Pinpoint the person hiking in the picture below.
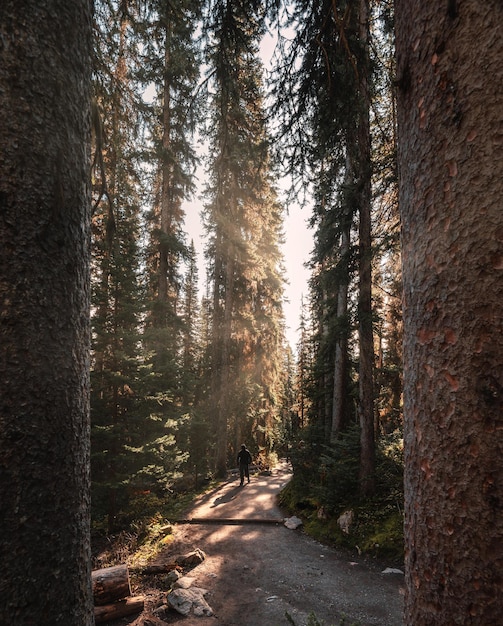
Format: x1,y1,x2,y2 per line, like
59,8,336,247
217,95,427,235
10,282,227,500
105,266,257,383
237,444,252,486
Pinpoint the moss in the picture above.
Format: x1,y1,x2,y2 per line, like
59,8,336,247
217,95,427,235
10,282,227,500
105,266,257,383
359,510,404,559
279,483,404,563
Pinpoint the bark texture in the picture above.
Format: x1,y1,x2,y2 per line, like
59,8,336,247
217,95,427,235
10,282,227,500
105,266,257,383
0,1,93,623
357,0,375,496
395,1,503,623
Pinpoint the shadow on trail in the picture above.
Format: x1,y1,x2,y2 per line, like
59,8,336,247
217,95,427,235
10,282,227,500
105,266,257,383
184,459,292,522
210,485,242,507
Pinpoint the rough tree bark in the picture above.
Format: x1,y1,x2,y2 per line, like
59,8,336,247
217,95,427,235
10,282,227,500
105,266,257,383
330,195,350,442
395,1,503,623
356,0,375,496
0,1,93,623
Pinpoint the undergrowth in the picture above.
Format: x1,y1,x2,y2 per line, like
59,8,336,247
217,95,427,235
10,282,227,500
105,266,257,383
279,428,405,564
91,478,218,568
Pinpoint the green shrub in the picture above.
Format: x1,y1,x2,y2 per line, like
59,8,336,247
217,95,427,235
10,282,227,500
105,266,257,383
279,429,405,560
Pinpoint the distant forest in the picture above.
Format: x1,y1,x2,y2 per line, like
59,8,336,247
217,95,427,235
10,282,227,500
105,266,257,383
90,0,400,532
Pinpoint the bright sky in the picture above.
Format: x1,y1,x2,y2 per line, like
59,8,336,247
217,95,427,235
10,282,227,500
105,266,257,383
279,200,313,348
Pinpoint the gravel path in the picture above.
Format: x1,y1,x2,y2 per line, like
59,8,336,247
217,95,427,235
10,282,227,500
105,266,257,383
156,461,405,626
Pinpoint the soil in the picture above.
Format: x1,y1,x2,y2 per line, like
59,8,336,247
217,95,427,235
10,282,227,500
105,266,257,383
110,461,405,626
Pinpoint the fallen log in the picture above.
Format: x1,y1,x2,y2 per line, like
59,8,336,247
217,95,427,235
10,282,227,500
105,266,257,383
176,517,282,525
94,595,145,624
129,563,178,575
131,550,205,575
92,564,131,605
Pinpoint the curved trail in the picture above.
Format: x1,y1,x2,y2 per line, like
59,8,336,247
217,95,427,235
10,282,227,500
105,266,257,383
181,461,290,523
164,461,404,626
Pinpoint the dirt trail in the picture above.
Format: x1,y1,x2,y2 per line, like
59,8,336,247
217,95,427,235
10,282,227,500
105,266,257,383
148,461,405,626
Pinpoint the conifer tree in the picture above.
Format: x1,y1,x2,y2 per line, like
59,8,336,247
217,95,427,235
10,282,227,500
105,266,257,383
141,0,202,397
355,0,375,496
180,240,201,406
203,0,286,474
91,0,148,530
0,1,94,620
396,1,503,621
134,0,203,485
272,0,376,494
293,298,314,434
370,3,401,436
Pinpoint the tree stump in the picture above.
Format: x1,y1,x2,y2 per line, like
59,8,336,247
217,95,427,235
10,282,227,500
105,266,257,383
92,564,131,606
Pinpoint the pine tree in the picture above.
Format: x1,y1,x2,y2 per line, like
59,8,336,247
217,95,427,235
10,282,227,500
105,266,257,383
272,0,376,494
132,0,203,489
203,0,286,474
396,1,503,621
180,240,201,406
293,297,314,434
91,0,152,530
355,0,375,496
369,3,401,437
141,0,202,392
0,1,94,621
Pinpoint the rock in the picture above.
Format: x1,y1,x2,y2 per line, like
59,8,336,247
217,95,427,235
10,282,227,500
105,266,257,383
284,516,303,530
167,587,213,617
381,567,404,575
337,509,354,534
174,548,206,568
165,569,182,584
173,575,196,589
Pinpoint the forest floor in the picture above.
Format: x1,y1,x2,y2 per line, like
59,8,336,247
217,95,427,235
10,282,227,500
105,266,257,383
107,461,405,626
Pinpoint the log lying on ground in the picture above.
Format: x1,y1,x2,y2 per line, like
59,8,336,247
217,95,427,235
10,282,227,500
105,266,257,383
92,564,131,605
130,549,205,575
129,563,178,575
94,596,145,623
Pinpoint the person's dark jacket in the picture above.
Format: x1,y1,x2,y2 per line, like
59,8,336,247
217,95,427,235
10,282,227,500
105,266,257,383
237,448,252,466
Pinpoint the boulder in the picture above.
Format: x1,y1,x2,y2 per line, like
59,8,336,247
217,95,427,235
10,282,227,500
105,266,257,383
381,567,404,575
173,576,196,589
165,569,182,584
174,548,206,567
337,509,354,534
167,587,213,617
284,516,303,530
317,506,327,520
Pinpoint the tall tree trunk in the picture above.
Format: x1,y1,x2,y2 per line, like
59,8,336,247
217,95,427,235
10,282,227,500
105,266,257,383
159,26,172,308
159,18,179,318
320,284,333,441
211,224,233,478
357,0,375,496
215,251,234,476
0,1,93,623
396,1,503,623
331,149,353,442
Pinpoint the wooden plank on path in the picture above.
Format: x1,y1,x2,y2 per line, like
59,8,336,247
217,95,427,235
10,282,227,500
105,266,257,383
176,517,283,525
